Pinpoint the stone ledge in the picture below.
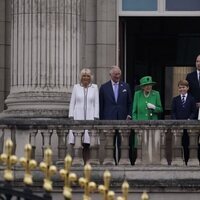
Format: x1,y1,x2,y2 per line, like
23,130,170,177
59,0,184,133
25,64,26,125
0,116,199,129
3,166,200,193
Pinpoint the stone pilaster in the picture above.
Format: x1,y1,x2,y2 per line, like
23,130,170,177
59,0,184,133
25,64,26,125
3,0,82,117
96,0,117,85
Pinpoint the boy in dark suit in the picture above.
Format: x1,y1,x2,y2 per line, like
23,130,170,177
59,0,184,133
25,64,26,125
171,80,197,165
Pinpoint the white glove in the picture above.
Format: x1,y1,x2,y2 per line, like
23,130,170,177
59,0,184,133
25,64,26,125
147,103,156,110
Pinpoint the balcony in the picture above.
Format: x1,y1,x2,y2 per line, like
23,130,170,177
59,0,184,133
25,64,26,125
0,117,200,200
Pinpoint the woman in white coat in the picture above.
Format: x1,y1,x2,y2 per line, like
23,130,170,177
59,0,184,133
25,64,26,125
68,68,99,164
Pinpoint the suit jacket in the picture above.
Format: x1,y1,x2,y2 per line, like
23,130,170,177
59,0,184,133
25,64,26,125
186,71,200,102
171,94,197,120
69,84,99,120
132,90,163,120
99,80,132,120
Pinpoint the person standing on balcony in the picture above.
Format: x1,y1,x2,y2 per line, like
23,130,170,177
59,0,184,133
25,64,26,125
186,54,200,161
99,66,132,165
68,68,99,164
132,76,163,120
171,79,197,165
131,76,163,164
186,54,200,118
186,55,200,116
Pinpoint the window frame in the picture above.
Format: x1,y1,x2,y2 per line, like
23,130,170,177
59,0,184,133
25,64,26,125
118,0,200,16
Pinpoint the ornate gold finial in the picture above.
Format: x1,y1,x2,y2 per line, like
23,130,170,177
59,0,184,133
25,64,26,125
19,144,37,185
141,191,149,200
98,170,115,200
0,138,18,181
117,181,129,200
39,148,57,192
79,163,96,200
59,154,77,200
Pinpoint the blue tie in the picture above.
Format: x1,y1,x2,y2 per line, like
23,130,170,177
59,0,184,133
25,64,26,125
113,83,118,102
181,95,185,107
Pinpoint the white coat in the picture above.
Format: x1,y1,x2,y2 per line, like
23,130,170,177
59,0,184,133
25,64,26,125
68,83,99,144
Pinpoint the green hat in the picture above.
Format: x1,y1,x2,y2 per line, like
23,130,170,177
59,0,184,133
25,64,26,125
139,76,156,87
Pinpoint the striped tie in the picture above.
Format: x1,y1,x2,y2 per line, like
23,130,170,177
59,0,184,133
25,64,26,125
181,95,185,107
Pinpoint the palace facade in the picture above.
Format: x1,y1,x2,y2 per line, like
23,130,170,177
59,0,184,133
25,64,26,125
1,0,200,117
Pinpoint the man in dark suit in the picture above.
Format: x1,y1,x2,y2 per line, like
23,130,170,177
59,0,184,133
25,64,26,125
171,80,197,165
186,54,200,162
99,66,132,164
186,54,200,116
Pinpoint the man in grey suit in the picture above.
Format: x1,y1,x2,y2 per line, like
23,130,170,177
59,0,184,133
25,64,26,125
99,66,132,164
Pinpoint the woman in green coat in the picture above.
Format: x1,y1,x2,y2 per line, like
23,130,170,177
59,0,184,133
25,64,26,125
130,76,163,164
132,76,163,120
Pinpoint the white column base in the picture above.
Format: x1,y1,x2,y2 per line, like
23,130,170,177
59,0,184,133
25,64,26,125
4,91,70,117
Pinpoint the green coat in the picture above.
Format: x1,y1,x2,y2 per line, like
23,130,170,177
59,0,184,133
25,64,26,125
132,90,163,120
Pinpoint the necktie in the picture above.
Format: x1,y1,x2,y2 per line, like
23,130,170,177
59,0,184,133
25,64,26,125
198,72,200,87
181,95,185,107
113,83,118,102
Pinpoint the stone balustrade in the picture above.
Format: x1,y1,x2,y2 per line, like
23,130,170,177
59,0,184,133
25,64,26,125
0,117,199,167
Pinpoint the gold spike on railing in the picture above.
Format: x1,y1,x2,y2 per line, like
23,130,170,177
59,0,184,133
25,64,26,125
0,139,18,181
117,181,129,200
39,147,57,192
141,191,149,200
59,154,77,200
98,170,115,200
79,163,96,200
19,144,37,185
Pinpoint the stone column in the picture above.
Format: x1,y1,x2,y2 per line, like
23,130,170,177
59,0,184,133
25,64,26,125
89,130,100,165
135,129,142,165
188,129,199,166
3,0,82,117
172,129,184,166
103,129,115,165
118,130,130,165
56,128,68,162
72,130,84,166
141,129,161,165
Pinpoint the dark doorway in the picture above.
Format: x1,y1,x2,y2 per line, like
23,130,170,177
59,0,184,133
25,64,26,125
119,17,200,118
